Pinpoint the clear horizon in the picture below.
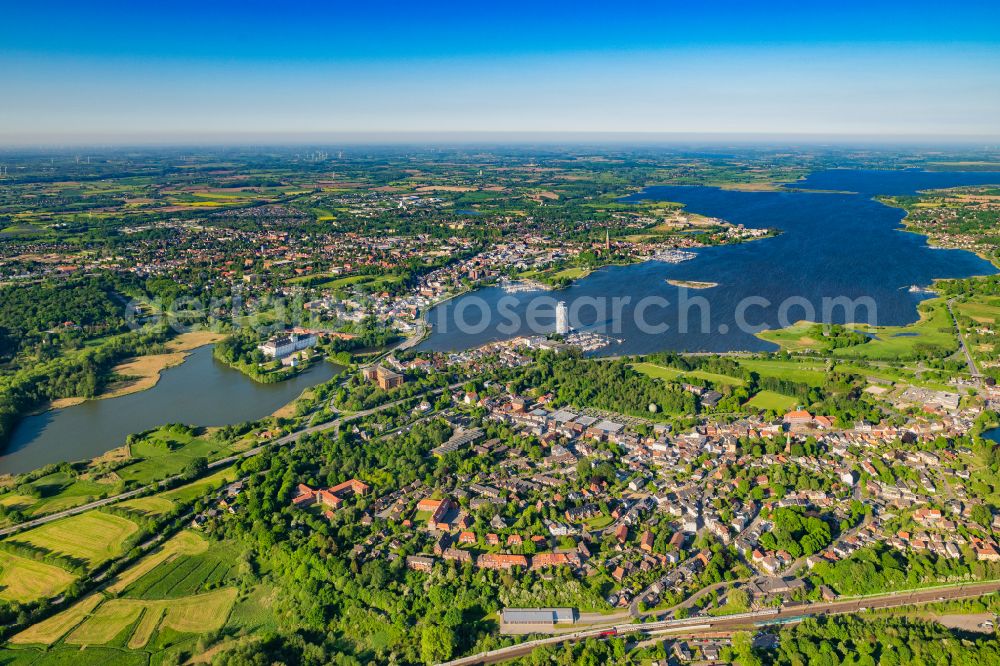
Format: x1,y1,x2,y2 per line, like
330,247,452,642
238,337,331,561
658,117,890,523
2,0,1000,144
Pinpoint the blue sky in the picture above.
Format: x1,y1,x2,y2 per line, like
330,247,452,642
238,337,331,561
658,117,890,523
2,0,999,143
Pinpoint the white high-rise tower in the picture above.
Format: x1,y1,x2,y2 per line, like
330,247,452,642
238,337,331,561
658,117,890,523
555,301,569,335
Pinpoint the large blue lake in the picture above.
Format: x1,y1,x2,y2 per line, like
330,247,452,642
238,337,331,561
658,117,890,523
417,169,1000,355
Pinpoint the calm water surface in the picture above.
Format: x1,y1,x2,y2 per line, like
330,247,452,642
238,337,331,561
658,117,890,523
418,170,1000,355
1,346,338,474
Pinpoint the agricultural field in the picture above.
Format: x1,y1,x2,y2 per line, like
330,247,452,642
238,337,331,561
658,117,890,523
107,531,207,595
116,495,176,518
9,594,103,645
0,551,77,603
123,542,238,600
9,583,237,652
6,511,138,567
955,298,1000,324
63,589,237,648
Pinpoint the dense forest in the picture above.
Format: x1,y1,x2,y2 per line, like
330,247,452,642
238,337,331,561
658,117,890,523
0,277,126,359
511,354,698,417
774,615,1000,665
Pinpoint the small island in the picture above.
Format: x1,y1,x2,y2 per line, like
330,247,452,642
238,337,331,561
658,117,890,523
667,279,718,289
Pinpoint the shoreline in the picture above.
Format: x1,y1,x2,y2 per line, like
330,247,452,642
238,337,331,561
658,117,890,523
37,331,227,415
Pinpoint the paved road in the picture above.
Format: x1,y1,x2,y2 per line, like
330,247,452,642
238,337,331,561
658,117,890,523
441,580,1000,666
947,298,980,379
0,382,460,538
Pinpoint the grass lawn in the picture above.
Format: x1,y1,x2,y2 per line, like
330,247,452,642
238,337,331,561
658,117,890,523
737,358,828,386
549,266,591,281
0,551,78,603
833,300,957,360
685,369,745,386
757,321,821,351
745,390,799,412
115,433,232,486
583,514,614,530
757,299,959,361
8,511,138,567
632,362,743,387
631,362,684,381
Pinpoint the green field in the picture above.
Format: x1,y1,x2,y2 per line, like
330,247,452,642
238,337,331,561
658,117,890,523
226,584,280,634
631,362,684,381
745,390,799,412
65,599,145,645
159,467,236,505
0,551,78,603
737,359,828,386
0,472,120,522
684,369,745,386
10,594,103,645
631,362,743,386
549,266,591,281
108,531,208,594
115,432,231,485
834,301,958,360
955,298,1000,324
8,511,138,566
125,545,237,599
758,299,960,361
117,496,176,517
15,587,238,650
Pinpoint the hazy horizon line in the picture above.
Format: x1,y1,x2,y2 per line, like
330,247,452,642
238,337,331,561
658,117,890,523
3,130,1000,150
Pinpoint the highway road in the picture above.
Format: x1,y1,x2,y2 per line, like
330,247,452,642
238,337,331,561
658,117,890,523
0,382,460,538
440,580,1000,666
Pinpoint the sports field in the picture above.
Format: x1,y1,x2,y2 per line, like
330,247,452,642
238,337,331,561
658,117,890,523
745,390,799,412
7,511,138,566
